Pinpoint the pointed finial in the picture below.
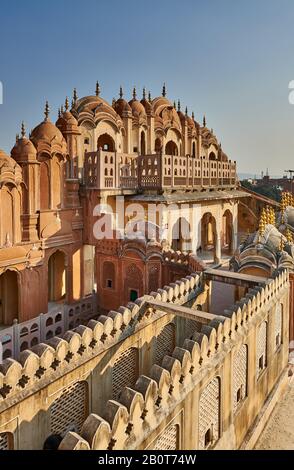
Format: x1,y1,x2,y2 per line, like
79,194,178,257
173,101,176,109
61,104,64,114
16,133,19,142
148,91,151,103
65,96,69,111
203,115,206,127
132,86,137,100
119,86,123,99
95,81,100,96
21,121,26,138
185,106,188,116
177,100,181,112
58,107,61,118
162,83,166,97
44,101,50,121
142,87,146,100
71,99,75,108
73,88,77,104
192,111,195,120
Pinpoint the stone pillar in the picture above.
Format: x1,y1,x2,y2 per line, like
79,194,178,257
215,233,221,264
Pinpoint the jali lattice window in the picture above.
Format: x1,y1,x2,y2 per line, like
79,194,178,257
154,323,176,365
112,347,139,400
152,423,179,450
50,381,88,436
199,377,220,449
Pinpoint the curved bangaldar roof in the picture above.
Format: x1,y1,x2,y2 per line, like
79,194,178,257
0,148,22,185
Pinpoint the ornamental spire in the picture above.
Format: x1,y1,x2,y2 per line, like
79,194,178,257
65,96,69,111
142,87,146,100
177,100,181,112
203,115,206,127
95,81,100,96
148,91,151,103
44,101,50,121
132,86,137,100
185,106,188,116
119,86,123,99
21,121,26,138
73,88,78,104
192,111,195,120
162,83,166,97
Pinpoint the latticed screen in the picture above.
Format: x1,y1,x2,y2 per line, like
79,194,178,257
154,323,175,365
0,433,10,450
152,423,179,450
184,318,201,340
112,347,139,400
275,304,282,350
50,381,88,436
233,344,247,412
199,377,220,449
256,321,267,376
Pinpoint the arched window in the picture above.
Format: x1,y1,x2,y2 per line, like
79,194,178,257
0,270,19,326
103,261,115,289
140,131,146,155
40,161,50,210
192,142,196,157
48,251,67,304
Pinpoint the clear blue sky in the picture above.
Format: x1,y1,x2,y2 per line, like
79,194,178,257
0,0,294,175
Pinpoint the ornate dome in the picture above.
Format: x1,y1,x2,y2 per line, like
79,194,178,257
11,135,37,162
56,103,79,134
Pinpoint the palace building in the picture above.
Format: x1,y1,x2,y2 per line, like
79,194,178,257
0,83,291,450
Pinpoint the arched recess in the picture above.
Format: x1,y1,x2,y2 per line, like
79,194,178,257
222,209,233,254
155,137,162,153
201,212,217,259
0,270,19,326
209,151,217,161
140,130,146,155
97,133,115,151
165,140,178,156
192,141,196,157
40,161,50,210
124,263,143,302
171,217,191,252
48,250,67,304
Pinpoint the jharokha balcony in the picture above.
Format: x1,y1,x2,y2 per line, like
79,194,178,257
84,149,237,193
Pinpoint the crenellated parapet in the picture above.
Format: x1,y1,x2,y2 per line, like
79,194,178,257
0,271,204,405
58,269,289,450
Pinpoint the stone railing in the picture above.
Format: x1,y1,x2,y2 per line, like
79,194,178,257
0,295,97,361
58,270,288,450
163,249,206,272
0,272,204,404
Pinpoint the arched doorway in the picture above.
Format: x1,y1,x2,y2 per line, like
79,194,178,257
0,270,19,326
201,213,217,261
171,217,191,252
140,131,146,155
97,133,115,151
48,251,67,305
165,140,178,156
222,210,233,255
